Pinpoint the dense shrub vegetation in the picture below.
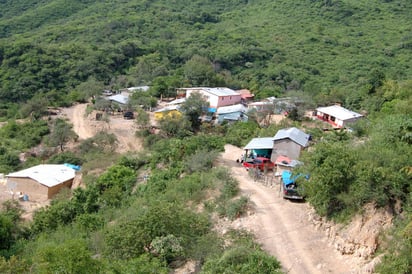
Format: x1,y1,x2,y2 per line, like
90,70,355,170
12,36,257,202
0,0,411,111
0,0,411,272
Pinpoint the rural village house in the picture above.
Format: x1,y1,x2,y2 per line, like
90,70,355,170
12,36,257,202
178,87,242,113
271,127,310,161
316,105,363,128
242,137,274,162
6,164,76,201
236,89,254,104
216,104,248,124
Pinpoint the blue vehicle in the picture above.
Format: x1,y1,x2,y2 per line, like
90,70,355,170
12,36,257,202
281,170,308,200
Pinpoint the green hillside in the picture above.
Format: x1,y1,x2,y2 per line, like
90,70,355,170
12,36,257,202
0,1,411,273
0,0,411,107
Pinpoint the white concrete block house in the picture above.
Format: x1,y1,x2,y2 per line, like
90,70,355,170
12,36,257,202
316,105,363,128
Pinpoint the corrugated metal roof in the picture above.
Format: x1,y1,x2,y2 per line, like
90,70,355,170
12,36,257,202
273,127,310,147
204,87,239,96
167,98,186,105
275,155,303,167
127,86,150,92
154,105,180,113
244,137,274,150
216,104,246,114
107,94,129,105
316,105,362,121
6,164,76,187
182,87,239,97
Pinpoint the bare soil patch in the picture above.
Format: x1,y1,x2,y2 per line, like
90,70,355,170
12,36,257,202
60,103,142,153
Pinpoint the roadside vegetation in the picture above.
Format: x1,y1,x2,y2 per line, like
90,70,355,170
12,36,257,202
0,0,411,272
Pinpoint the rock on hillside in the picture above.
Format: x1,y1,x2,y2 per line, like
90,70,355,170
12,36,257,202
308,203,393,272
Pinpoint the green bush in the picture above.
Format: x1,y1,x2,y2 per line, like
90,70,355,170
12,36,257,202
201,246,282,274
225,196,250,220
104,203,210,260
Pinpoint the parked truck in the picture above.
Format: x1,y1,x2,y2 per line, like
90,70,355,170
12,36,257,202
242,157,275,171
281,170,308,200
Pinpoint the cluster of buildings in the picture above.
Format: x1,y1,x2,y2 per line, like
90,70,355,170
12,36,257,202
1,86,364,203
154,87,364,129
242,127,310,176
103,85,364,129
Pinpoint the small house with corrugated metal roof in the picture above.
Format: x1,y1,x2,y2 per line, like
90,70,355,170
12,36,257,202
271,127,310,161
216,104,248,124
242,137,274,162
316,105,363,128
6,164,76,201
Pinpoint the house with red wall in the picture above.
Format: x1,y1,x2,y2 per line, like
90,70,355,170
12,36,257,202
316,105,363,128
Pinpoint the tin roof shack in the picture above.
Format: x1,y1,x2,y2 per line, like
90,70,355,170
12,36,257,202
271,127,310,161
6,164,76,201
216,104,248,124
242,137,274,162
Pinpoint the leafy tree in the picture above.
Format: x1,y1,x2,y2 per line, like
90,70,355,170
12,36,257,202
134,107,150,129
73,76,105,102
0,148,20,174
19,96,49,120
183,55,217,86
158,113,192,138
31,239,101,274
300,142,357,217
104,203,209,260
224,121,259,147
150,75,183,99
179,92,209,131
0,215,13,251
47,118,78,151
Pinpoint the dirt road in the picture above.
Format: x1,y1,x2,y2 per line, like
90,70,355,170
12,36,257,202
63,104,359,273
62,104,142,153
62,103,94,140
219,145,358,274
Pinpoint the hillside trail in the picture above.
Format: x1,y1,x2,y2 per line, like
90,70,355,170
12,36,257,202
61,103,142,153
63,104,360,273
218,145,361,274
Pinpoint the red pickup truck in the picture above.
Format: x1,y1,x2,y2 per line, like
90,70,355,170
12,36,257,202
242,157,275,171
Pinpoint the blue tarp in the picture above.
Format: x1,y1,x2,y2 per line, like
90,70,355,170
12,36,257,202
64,163,81,171
281,170,309,186
281,170,295,186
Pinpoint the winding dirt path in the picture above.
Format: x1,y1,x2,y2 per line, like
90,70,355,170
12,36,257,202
62,103,142,153
62,103,94,140
219,145,358,274
63,104,359,273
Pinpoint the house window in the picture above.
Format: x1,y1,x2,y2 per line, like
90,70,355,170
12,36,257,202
221,97,224,101
230,96,232,100
330,116,336,122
